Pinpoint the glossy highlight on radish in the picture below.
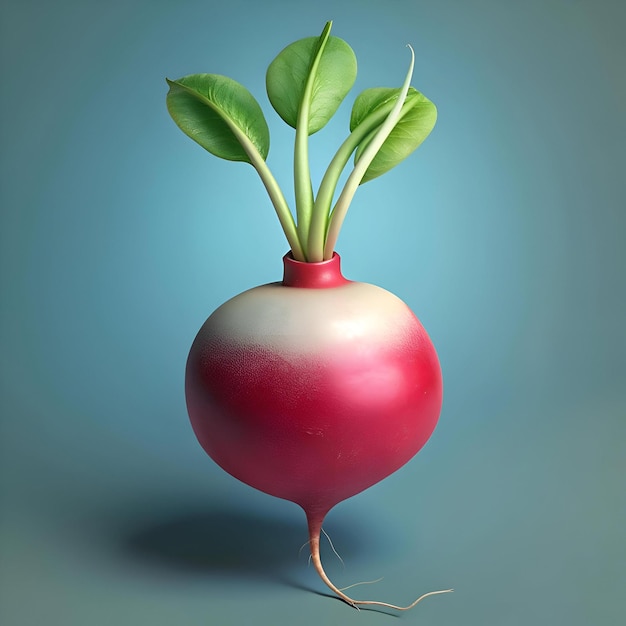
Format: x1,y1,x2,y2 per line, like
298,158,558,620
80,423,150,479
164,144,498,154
185,254,451,609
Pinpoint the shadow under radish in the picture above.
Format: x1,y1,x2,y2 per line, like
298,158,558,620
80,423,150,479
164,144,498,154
112,501,393,590
120,506,308,580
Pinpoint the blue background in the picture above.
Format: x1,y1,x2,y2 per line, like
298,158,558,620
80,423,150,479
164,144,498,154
1,1,624,624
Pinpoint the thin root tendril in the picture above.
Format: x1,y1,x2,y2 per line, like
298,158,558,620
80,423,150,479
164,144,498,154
309,528,453,611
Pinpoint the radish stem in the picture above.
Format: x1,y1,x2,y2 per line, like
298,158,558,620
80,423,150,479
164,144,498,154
226,120,305,259
294,21,332,257
306,512,453,611
307,94,420,261
323,45,416,259
248,154,306,260
307,103,393,262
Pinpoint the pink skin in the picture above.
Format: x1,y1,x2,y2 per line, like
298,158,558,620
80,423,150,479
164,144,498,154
185,253,447,609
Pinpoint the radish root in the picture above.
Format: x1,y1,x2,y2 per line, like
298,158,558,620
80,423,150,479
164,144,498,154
307,517,453,611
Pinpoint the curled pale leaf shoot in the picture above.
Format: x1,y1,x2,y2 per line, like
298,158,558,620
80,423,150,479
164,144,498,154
323,45,416,259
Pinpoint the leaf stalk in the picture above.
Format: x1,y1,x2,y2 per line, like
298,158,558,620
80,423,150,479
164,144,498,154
307,93,419,261
294,21,333,259
323,45,416,259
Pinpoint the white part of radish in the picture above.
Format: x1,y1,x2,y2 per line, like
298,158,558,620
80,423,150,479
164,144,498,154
202,281,418,356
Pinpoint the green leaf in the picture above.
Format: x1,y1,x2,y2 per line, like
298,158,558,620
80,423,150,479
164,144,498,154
351,87,437,183
166,74,270,163
266,31,357,134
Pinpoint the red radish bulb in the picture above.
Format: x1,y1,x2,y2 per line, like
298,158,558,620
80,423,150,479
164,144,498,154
185,253,450,609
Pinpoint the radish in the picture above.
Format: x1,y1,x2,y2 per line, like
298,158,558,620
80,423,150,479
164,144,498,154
166,21,451,610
